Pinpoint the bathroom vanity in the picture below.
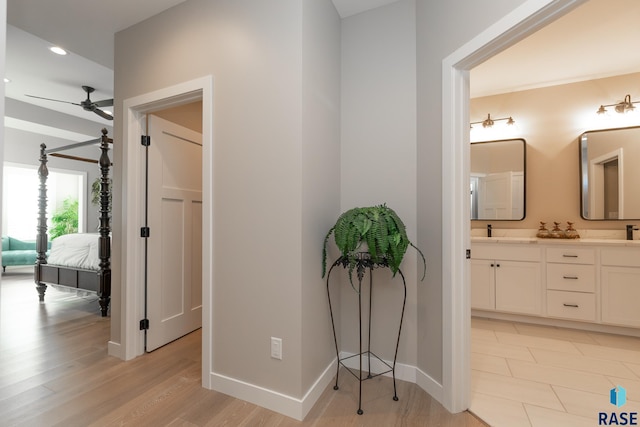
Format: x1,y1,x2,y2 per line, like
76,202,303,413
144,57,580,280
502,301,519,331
471,237,640,334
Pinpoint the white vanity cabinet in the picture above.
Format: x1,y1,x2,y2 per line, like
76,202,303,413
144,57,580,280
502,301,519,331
471,244,542,315
545,247,596,322
601,247,640,328
471,238,640,333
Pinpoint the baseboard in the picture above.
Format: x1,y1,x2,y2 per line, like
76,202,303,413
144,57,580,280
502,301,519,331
208,355,445,420
209,358,337,421
415,366,444,403
472,310,640,337
107,340,122,359
338,352,444,406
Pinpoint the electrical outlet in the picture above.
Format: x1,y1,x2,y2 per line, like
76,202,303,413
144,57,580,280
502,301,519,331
271,337,282,360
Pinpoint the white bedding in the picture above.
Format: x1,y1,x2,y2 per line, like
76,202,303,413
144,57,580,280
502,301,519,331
47,233,102,271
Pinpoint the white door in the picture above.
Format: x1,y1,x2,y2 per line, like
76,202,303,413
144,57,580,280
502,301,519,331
478,172,512,219
146,114,203,351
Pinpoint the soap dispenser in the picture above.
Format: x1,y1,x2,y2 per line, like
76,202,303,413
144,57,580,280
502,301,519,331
565,222,580,239
536,222,549,238
550,222,565,239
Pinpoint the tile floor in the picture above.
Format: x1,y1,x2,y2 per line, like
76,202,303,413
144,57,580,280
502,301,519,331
470,317,640,427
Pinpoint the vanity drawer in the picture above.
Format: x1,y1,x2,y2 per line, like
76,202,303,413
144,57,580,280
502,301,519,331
546,264,595,292
472,244,541,262
546,247,595,265
546,290,596,322
601,248,640,267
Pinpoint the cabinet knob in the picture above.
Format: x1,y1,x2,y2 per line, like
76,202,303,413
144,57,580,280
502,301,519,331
562,254,578,258
563,303,579,308
563,276,579,280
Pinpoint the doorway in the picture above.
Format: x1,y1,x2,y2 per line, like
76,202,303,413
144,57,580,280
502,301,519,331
589,150,624,220
120,76,214,388
440,0,588,413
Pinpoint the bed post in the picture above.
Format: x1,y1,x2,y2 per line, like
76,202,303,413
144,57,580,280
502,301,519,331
34,144,49,301
98,128,112,317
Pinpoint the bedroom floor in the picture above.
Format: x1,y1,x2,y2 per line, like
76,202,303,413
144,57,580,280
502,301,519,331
470,317,640,427
0,268,486,426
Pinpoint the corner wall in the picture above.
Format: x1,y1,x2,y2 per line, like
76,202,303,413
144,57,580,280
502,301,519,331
340,0,418,369
114,0,340,419
301,0,341,396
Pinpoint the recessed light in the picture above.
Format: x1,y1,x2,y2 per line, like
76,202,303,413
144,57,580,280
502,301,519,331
4,78,10,83
49,46,68,56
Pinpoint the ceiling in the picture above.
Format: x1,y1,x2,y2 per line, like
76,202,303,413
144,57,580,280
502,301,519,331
4,0,639,140
470,0,640,98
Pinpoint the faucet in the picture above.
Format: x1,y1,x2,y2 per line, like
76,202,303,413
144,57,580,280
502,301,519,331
487,224,492,238
627,224,638,240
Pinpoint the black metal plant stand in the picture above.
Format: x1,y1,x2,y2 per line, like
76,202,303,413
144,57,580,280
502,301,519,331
325,252,407,415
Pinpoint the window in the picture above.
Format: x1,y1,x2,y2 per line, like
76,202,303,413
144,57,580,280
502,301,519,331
2,163,87,240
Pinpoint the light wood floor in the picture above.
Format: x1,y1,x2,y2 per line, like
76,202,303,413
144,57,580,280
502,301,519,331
0,268,485,427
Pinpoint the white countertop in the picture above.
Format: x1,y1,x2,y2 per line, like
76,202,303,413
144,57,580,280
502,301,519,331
471,236,640,246
470,228,640,246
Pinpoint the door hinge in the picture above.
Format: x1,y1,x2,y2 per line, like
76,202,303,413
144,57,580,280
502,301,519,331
139,318,150,330
140,227,150,238
141,135,151,146
466,249,471,259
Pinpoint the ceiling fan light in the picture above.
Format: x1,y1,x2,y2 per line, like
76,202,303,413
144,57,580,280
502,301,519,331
49,46,68,56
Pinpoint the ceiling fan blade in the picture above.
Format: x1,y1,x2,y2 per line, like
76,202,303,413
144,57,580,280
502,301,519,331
93,108,113,120
93,98,114,108
25,94,81,106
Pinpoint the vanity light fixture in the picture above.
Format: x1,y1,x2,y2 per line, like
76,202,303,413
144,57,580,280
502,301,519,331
470,113,515,128
597,94,638,115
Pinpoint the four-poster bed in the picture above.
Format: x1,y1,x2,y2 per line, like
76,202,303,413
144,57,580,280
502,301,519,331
34,128,112,317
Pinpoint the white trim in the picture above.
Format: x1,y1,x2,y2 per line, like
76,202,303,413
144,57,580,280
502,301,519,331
472,310,640,338
118,76,214,391
210,358,337,421
440,0,588,414
209,356,433,421
107,340,122,359
416,367,444,403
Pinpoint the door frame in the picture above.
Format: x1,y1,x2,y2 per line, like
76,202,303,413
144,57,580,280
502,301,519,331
440,0,587,412
119,76,214,388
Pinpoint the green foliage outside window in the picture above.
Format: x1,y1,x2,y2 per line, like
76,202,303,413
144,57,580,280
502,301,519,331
50,197,79,239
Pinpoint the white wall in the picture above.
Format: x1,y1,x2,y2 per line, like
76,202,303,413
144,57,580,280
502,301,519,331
340,0,418,368
114,0,341,414
416,0,527,386
301,0,341,394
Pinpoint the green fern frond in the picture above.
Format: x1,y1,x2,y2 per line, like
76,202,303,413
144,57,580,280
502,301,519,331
321,225,335,278
321,204,427,289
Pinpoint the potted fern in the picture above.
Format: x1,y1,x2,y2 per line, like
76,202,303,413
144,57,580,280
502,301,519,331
322,204,426,285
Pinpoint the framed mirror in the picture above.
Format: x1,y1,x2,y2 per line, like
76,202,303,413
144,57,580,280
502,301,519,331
471,138,526,220
580,126,640,220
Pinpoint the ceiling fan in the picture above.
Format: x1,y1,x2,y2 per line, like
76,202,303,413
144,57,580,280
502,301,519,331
25,85,114,120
